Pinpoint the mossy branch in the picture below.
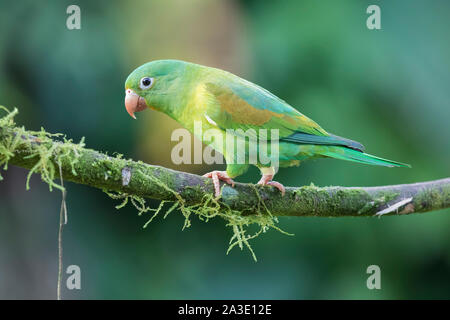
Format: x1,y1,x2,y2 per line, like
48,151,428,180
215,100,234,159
1,107,449,218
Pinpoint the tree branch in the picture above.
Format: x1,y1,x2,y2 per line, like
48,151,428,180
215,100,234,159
1,117,449,217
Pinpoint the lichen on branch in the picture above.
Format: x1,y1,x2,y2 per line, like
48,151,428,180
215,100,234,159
1,107,449,260
0,107,84,190
0,107,286,260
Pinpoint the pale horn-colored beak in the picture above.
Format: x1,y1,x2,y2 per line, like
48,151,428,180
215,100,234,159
125,89,148,119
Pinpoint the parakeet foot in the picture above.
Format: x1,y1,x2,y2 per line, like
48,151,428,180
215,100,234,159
257,174,286,196
203,171,235,198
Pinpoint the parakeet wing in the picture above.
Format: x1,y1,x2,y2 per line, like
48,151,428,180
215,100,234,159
203,80,364,151
203,81,327,138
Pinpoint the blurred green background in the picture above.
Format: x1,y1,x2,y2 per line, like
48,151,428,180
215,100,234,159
0,0,449,299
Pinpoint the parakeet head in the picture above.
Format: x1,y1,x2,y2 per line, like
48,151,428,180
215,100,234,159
124,60,188,119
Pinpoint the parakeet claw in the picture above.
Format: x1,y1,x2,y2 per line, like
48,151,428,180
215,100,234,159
257,174,286,196
203,171,235,198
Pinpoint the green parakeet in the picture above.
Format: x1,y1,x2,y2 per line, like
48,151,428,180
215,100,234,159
125,60,410,197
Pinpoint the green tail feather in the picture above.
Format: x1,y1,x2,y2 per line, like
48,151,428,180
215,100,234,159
323,147,411,168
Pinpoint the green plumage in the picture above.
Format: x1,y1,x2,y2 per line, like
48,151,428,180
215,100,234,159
125,60,410,182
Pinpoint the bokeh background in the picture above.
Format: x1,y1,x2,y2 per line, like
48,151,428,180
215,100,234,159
0,0,449,299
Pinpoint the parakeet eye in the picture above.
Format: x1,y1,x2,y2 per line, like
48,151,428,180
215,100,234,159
139,77,154,90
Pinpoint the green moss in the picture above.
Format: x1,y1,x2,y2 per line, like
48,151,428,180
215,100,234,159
292,185,370,216
414,185,450,211
375,190,400,203
106,173,291,262
291,185,381,216
356,190,400,216
292,185,327,215
0,107,84,190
